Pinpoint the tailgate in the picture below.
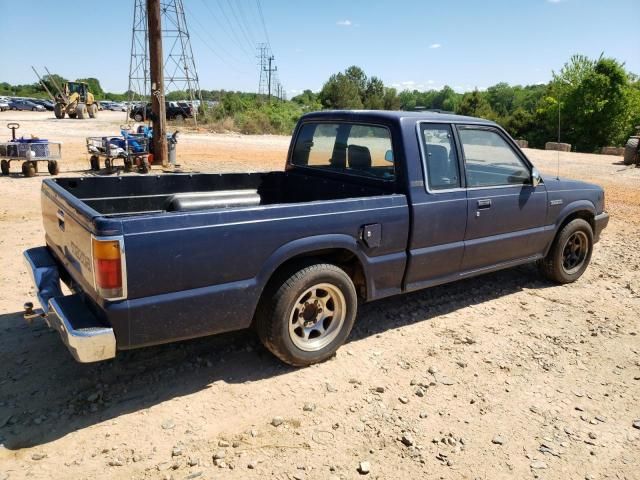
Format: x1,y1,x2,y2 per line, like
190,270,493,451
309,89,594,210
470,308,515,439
41,181,99,294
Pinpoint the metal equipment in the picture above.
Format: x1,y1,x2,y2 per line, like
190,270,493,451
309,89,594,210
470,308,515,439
0,123,62,177
32,66,99,120
86,125,150,173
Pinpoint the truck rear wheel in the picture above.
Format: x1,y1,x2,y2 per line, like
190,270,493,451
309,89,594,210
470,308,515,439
540,218,593,284
88,103,98,119
256,262,358,367
1,159,9,175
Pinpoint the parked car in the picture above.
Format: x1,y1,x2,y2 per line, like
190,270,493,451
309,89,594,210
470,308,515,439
129,101,193,122
30,99,55,111
9,99,45,111
0,100,9,112
24,110,609,365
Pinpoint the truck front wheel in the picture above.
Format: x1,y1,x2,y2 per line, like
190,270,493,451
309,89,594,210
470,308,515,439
540,218,593,284
257,263,358,367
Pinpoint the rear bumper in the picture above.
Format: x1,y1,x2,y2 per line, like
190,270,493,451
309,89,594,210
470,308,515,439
23,247,116,363
594,212,609,242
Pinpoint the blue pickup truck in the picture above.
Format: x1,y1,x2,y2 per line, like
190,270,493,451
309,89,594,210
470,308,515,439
24,111,609,366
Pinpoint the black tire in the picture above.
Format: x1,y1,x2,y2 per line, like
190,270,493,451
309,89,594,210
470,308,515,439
134,113,143,122
32,107,37,112
139,161,149,174
76,104,88,120
68,111,77,119
47,160,59,175
540,218,594,284
22,161,36,178
623,137,639,166
104,158,113,172
88,103,98,119
1,159,9,175
90,155,100,171
54,104,65,119
256,262,358,367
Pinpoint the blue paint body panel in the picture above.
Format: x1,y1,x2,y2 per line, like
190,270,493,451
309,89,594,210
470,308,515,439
32,111,609,352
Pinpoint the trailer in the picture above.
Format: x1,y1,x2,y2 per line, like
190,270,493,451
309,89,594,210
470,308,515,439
86,126,150,174
0,123,62,177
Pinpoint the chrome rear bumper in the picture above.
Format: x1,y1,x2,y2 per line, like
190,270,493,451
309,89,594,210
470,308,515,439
23,247,116,363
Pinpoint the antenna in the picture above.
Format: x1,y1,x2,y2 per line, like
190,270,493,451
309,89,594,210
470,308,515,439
556,98,561,180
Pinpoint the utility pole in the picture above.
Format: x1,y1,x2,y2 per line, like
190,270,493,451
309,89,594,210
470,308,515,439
147,0,167,166
264,55,277,102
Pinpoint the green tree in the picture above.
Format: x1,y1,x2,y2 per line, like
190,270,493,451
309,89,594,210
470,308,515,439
456,89,496,119
383,87,401,110
344,66,368,98
542,54,636,151
486,82,515,117
364,76,385,109
319,72,364,109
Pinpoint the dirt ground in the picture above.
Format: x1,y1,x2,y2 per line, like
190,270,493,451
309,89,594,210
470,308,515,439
0,110,639,480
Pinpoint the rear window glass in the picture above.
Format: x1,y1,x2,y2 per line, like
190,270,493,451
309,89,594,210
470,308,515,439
290,122,395,180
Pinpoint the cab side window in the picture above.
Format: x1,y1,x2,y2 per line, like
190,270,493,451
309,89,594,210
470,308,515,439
420,124,460,190
458,128,530,187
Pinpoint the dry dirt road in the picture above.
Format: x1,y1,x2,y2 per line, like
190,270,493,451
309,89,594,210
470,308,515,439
0,111,639,480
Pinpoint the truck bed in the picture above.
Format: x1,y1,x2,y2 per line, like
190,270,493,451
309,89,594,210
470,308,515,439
41,171,409,350
52,171,396,216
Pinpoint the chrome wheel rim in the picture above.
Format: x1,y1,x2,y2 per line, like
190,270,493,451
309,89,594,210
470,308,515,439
288,283,346,352
562,231,588,274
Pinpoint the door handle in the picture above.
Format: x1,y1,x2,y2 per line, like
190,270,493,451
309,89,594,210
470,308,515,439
477,199,492,209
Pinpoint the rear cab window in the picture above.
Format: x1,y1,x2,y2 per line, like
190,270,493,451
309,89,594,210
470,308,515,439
290,122,395,180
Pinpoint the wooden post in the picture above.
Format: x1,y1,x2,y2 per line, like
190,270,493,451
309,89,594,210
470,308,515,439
147,0,167,166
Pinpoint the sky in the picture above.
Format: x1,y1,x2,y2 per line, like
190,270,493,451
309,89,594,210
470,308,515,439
1,0,638,96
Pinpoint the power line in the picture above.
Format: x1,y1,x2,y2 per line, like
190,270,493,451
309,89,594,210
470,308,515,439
199,0,255,59
210,0,255,56
234,0,259,46
184,3,253,72
223,0,257,53
255,0,271,47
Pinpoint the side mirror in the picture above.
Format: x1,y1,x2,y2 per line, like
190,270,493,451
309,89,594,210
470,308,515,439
384,150,394,163
531,168,542,187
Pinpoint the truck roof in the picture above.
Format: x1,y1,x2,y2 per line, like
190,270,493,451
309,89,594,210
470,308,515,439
301,109,497,126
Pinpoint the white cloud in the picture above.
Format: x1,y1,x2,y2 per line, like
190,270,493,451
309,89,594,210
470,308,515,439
427,79,435,84
401,80,416,86
336,20,352,26
429,43,441,49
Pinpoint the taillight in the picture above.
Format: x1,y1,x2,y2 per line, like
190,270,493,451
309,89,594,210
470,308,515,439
92,237,125,299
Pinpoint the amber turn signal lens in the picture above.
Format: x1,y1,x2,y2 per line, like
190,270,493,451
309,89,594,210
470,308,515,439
92,238,123,297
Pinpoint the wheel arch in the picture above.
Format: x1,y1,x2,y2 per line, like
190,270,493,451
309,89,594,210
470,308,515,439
545,202,596,256
255,235,370,307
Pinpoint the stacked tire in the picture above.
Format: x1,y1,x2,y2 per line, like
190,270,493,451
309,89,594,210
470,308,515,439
623,136,639,166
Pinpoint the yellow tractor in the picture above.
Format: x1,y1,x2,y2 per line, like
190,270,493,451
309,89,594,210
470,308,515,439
32,67,98,119
53,81,98,119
